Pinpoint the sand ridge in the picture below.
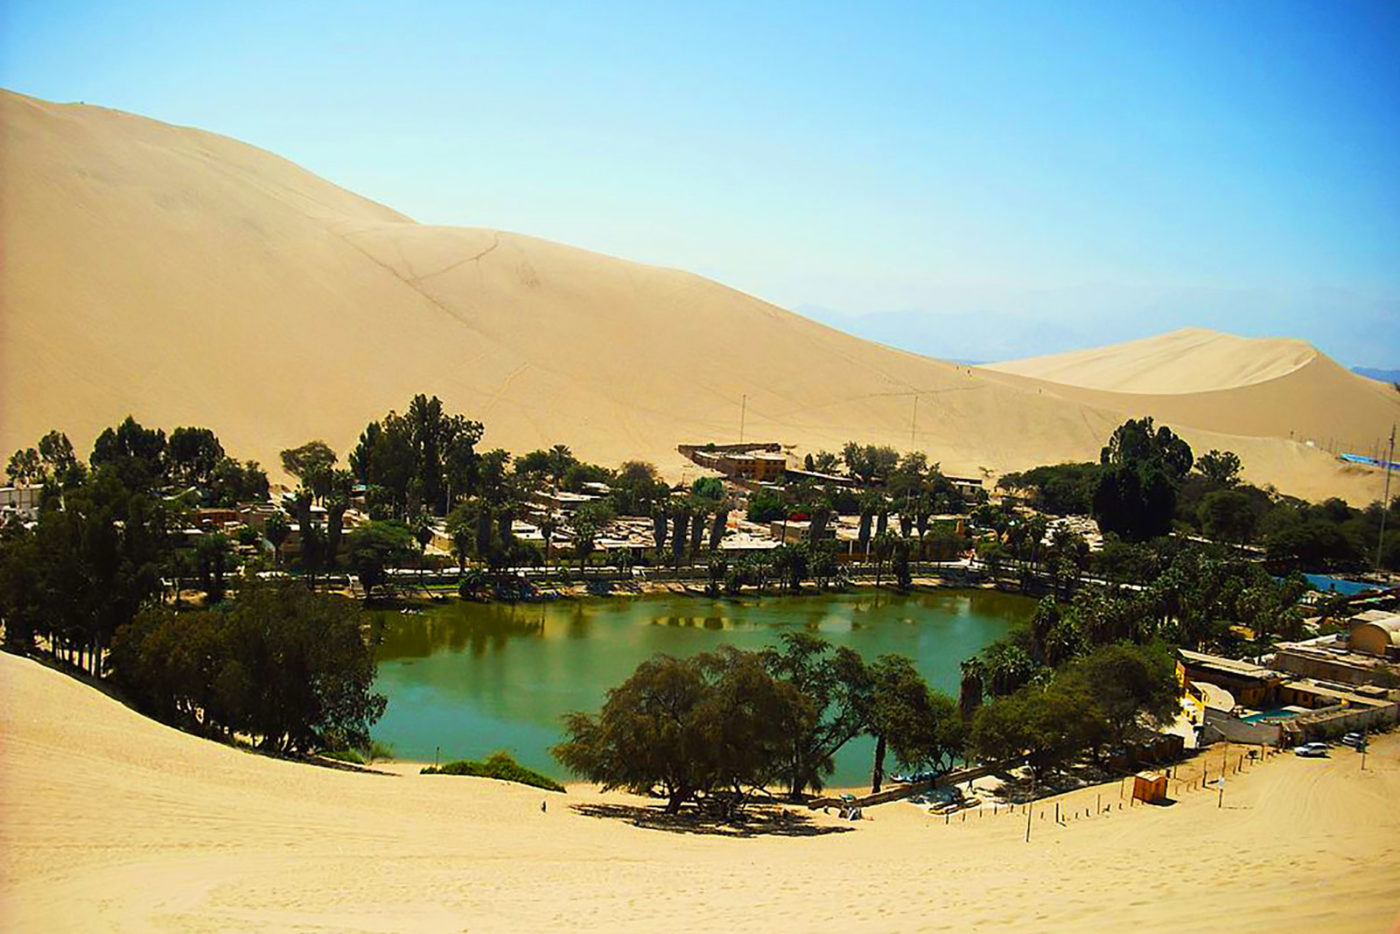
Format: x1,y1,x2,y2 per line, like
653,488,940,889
2,89,1398,505
2,651,1399,932
980,328,1320,394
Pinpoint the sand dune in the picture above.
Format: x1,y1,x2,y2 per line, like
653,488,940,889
977,334,1400,497
982,328,1319,394
3,651,1399,932
2,89,1396,504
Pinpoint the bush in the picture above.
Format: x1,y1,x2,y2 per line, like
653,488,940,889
421,751,566,792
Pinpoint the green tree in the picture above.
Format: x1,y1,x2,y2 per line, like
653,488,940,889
6,447,41,486
860,655,960,793
343,521,416,596
195,533,234,603
90,416,168,490
264,514,290,567
1200,489,1259,546
168,427,226,487
1063,643,1178,747
762,633,871,797
280,440,338,502
552,649,808,814
746,488,786,523
1093,417,1193,542
1195,449,1242,487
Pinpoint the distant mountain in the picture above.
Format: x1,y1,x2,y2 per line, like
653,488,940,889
1354,367,1400,384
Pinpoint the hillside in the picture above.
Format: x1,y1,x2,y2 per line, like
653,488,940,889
1,90,1394,503
979,330,1400,472
981,328,1317,394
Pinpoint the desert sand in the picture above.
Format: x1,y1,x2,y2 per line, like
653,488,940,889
2,652,1398,933
981,328,1320,394
3,89,1398,505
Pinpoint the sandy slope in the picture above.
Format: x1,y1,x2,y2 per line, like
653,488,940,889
2,652,1398,933
981,328,1319,394
980,329,1400,465
2,89,1396,503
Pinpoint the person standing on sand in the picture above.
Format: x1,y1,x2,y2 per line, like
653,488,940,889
541,799,547,813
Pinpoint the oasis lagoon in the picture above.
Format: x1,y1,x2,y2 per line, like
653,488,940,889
372,589,1034,788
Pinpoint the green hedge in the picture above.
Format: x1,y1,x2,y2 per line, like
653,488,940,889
421,751,565,792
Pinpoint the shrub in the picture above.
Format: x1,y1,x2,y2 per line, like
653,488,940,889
421,751,566,792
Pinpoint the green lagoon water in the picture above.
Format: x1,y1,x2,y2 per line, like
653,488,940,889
372,589,1034,788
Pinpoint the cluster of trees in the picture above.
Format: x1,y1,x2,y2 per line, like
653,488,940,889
0,419,269,668
996,419,1396,572
964,547,1308,717
553,633,962,813
968,643,1178,772
7,421,268,507
0,464,170,668
749,449,976,571
996,462,1101,516
1092,418,1194,542
2,419,385,760
555,625,1188,815
109,581,385,753
347,395,484,517
1176,464,1397,571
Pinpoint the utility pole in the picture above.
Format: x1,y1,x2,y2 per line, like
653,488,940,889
910,394,919,448
1377,424,1395,575
738,394,747,444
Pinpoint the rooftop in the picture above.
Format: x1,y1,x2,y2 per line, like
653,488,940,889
1178,648,1279,681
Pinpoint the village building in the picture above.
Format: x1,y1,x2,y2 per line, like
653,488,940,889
0,484,43,522
678,443,787,482
1271,614,1400,689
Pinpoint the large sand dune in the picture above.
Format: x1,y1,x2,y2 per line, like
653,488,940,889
2,90,1396,503
982,328,1319,394
3,651,1398,932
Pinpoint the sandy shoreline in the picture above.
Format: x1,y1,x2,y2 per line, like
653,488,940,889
3,651,1398,933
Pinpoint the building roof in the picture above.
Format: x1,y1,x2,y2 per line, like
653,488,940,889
1178,648,1279,682
1281,678,1391,708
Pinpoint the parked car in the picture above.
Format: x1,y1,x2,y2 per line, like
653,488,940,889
1294,742,1330,757
1340,732,1366,749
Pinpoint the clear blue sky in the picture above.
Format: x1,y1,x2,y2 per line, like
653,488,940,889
4,0,1397,366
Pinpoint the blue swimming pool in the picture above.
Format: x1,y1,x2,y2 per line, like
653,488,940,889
1301,574,1376,597
1242,709,1300,724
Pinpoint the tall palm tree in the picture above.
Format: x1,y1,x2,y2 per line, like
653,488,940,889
539,514,558,577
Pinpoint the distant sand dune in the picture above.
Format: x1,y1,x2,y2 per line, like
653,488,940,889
3,89,1398,504
981,328,1318,394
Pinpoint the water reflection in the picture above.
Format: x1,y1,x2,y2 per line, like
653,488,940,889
371,589,1034,785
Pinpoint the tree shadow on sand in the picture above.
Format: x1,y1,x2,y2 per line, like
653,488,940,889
571,802,855,838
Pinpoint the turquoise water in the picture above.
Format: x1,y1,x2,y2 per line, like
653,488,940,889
371,589,1034,788
1242,709,1300,724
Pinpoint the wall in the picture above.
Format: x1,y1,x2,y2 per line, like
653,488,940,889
1286,702,1400,741
1202,710,1283,746
1272,649,1400,689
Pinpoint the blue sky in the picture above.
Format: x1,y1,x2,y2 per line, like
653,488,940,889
3,1,1397,366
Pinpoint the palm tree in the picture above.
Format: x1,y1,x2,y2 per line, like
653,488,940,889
872,530,898,588
445,504,474,576
539,514,558,577
265,514,290,568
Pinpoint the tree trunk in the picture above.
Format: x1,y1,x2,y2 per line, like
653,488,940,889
871,733,887,794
